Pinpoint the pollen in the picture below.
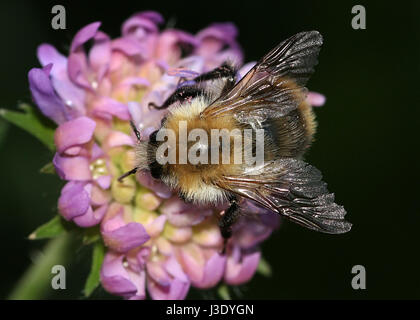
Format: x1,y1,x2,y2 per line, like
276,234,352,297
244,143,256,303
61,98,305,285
90,158,108,179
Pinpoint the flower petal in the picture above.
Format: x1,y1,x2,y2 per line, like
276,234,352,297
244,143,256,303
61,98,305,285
136,171,172,199
54,116,96,154
73,203,108,227
70,22,102,53
101,252,146,299
147,260,171,287
53,153,92,181
224,247,261,285
307,91,326,107
193,252,226,288
147,257,190,300
89,31,111,82
37,44,86,116
103,131,134,149
92,97,131,120
122,11,163,36
160,196,212,227
102,214,150,252
58,181,90,220
28,65,69,124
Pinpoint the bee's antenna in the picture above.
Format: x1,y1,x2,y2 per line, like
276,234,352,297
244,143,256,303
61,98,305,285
118,167,138,182
130,120,141,141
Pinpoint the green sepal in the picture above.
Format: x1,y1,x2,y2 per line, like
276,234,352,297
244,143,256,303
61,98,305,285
29,215,73,240
0,103,55,151
256,256,272,277
217,284,231,300
40,162,56,174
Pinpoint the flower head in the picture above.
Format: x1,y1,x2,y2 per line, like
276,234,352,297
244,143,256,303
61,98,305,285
29,11,323,299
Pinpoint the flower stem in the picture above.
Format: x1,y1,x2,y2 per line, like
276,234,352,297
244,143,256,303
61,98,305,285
8,233,75,300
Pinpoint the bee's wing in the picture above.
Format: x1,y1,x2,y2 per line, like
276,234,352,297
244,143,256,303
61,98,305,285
218,159,351,234
201,31,322,120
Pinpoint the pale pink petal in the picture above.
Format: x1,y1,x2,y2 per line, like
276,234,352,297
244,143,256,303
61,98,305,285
54,116,96,154
224,247,261,285
307,91,326,106
53,153,92,181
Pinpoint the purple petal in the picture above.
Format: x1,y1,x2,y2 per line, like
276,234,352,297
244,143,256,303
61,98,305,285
178,243,205,284
101,252,146,299
67,22,101,90
156,30,198,63
237,61,256,80
195,23,243,69
104,131,134,148
193,252,226,289
196,23,238,54
224,247,261,285
89,31,111,83
147,261,171,287
91,97,130,120
28,65,69,124
111,37,146,58
37,44,86,116
233,210,279,249
73,203,107,227
136,171,172,199
307,91,326,107
102,215,150,252
67,51,91,90
58,181,90,220
147,257,190,300
147,277,190,300
197,23,238,42
95,175,112,189
160,196,212,227
54,116,96,154
53,153,91,181
70,22,101,53
122,11,162,37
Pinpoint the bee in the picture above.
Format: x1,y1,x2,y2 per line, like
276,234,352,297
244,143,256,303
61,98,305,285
119,31,352,248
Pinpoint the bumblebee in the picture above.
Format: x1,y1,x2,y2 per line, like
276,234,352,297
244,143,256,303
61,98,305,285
119,31,351,246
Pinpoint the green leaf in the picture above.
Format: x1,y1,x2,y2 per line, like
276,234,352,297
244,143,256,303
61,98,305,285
84,241,105,297
29,215,72,240
0,103,55,151
257,256,272,277
217,284,231,300
40,161,56,174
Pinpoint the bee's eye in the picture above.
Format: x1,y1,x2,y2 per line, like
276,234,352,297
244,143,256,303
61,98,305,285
149,161,163,179
149,130,159,145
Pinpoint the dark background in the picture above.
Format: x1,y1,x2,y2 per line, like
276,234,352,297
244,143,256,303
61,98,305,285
0,0,419,299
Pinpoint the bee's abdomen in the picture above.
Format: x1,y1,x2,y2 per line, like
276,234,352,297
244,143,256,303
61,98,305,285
264,102,316,158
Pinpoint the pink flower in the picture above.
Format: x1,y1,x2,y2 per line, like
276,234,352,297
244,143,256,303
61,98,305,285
28,11,323,300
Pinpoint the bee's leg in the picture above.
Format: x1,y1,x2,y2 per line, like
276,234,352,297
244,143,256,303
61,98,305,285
193,62,236,83
219,196,241,254
118,167,138,182
129,120,141,141
148,86,204,110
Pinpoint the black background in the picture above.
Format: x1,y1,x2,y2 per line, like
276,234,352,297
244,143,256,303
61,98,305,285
0,0,419,299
